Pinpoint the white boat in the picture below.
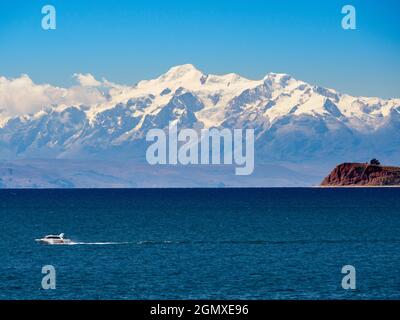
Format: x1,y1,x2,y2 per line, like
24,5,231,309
35,233,72,245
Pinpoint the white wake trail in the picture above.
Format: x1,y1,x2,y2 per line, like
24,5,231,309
68,241,133,245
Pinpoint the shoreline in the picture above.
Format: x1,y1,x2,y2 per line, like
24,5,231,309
0,186,400,190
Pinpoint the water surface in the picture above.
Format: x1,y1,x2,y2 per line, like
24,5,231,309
1,188,399,299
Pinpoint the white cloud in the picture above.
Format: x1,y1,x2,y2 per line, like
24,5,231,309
0,74,114,123
73,73,102,87
0,74,63,117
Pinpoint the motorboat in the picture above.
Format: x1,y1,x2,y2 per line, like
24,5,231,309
35,233,72,245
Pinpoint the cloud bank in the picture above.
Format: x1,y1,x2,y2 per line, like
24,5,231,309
73,73,102,87
0,73,119,122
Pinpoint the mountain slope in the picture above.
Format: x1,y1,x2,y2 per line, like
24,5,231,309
0,64,399,169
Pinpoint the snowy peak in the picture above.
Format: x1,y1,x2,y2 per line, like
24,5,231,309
263,72,303,91
205,72,260,89
161,64,204,81
1,64,400,163
159,64,254,87
264,72,293,83
138,64,260,92
136,64,205,93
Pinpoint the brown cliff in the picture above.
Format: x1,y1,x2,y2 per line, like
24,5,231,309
321,163,400,186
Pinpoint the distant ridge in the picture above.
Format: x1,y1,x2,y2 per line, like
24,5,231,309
1,64,400,162
1,64,400,187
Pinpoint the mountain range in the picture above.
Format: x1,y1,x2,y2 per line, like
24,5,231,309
0,64,399,187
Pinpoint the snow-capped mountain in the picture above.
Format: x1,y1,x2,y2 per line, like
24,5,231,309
1,64,399,164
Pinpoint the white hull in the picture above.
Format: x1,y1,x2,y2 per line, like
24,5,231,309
35,233,72,245
36,239,72,245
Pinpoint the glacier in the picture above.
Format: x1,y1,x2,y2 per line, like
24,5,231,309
0,64,399,187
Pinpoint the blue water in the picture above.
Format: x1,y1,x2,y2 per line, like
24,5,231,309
0,188,399,300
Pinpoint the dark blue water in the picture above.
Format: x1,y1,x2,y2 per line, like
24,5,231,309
1,188,399,300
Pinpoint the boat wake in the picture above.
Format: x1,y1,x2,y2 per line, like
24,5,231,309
57,240,186,246
67,241,133,245
47,239,283,246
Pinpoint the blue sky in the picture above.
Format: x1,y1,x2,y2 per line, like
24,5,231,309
0,0,399,98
